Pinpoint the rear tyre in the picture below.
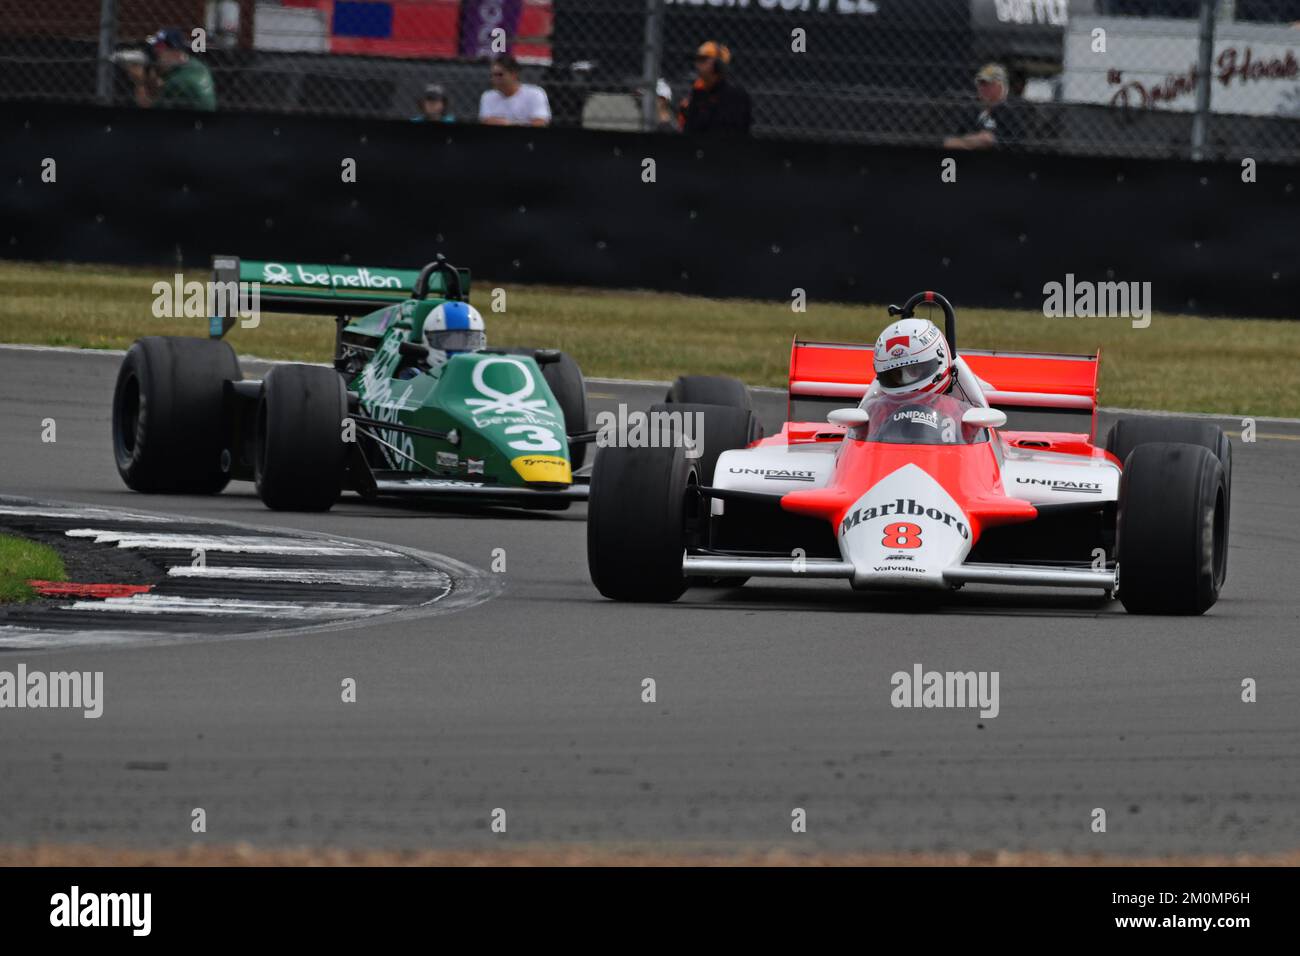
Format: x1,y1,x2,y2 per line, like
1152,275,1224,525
588,440,696,602
650,401,758,485
666,375,763,445
1117,442,1227,615
112,336,240,494
254,364,348,512
540,351,589,471
666,374,752,411
1106,416,1231,490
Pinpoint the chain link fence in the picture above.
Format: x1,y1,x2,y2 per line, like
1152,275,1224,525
2,0,1298,159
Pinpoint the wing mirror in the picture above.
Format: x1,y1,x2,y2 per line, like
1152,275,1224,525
962,406,1008,429
827,407,871,427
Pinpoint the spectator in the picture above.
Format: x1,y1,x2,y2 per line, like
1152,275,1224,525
127,27,216,112
943,62,1022,151
679,41,752,135
478,55,550,127
413,83,455,123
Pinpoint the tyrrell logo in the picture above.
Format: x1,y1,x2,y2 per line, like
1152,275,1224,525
840,498,970,539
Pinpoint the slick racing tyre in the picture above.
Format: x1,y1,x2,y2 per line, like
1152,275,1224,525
588,438,698,603
254,364,349,512
1106,415,1232,576
112,336,241,494
1117,442,1227,615
665,375,764,445
647,401,757,588
540,351,589,471
648,401,760,485
666,375,752,411
1106,416,1231,492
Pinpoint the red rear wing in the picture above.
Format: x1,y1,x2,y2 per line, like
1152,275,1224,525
788,340,1099,412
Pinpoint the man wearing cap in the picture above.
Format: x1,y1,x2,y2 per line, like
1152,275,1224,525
679,41,752,135
943,63,1021,150
127,28,216,112
413,84,455,123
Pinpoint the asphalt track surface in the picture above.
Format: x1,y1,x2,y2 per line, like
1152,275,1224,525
0,346,1297,857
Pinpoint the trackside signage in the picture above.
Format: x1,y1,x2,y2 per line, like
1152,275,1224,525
1063,16,1300,116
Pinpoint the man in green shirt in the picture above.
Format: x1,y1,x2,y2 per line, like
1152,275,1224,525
128,28,216,112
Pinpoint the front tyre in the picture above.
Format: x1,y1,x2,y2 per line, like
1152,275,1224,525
1117,442,1227,615
112,336,241,494
587,440,698,602
254,364,349,512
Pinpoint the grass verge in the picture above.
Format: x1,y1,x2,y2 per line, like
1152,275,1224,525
2,260,1297,417
0,533,67,603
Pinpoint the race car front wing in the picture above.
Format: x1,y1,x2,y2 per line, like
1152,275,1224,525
682,554,1117,591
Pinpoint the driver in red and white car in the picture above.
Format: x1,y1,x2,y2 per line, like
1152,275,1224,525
863,317,988,444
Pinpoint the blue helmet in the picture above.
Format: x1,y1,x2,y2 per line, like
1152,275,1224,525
422,301,486,360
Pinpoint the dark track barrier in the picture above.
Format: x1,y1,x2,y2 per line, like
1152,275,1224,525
2,101,1296,318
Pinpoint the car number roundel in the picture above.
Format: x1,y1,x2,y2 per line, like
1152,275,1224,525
464,356,560,452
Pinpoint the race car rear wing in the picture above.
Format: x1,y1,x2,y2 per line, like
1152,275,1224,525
206,254,472,337
788,339,1100,415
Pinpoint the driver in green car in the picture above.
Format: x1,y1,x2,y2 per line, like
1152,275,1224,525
398,301,488,379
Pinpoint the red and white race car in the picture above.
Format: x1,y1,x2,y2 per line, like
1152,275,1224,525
587,292,1231,615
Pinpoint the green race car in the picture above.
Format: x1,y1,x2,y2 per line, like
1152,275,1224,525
111,255,593,511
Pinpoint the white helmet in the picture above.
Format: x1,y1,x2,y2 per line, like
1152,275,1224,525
422,301,486,363
872,318,953,396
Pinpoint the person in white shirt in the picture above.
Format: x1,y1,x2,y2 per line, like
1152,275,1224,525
478,55,550,127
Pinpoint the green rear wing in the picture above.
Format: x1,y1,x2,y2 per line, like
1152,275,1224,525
208,254,471,337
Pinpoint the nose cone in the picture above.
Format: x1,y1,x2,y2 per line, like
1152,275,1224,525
511,454,572,485
837,464,973,589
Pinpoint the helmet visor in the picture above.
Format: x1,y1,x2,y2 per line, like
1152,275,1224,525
426,329,486,353
877,357,942,390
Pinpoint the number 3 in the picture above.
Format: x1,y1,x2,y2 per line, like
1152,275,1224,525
505,425,560,452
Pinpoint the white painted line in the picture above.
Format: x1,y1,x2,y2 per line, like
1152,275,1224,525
1100,406,1300,425
0,343,128,357
0,626,160,649
167,566,447,588
0,505,167,523
589,376,786,396
0,342,328,369
4,343,1296,422
67,595,403,618
65,530,395,556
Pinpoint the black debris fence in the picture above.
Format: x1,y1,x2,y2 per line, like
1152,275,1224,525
3,99,1297,319
0,1,1298,160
